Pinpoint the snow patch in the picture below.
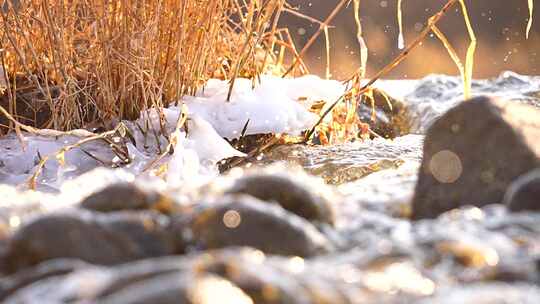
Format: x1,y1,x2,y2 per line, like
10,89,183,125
184,75,341,139
0,75,342,191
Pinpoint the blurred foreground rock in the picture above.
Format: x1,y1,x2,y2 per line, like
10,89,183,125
412,96,540,219
80,182,176,214
357,88,411,139
0,248,417,304
189,195,333,257
2,211,182,274
226,174,336,225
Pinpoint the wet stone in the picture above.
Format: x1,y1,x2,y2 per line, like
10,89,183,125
226,173,336,225
412,96,540,219
194,248,315,304
504,169,540,212
75,248,296,303
0,248,362,304
188,195,333,257
0,259,89,301
80,182,176,214
357,88,411,139
98,272,252,304
410,205,540,285
2,262,253,304
2,211,182,274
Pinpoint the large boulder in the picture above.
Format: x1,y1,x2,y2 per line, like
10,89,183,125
504,169,540,212
412,96,540,219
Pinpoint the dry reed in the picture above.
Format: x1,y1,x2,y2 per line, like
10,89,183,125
0,0,535,140
0,0,288,131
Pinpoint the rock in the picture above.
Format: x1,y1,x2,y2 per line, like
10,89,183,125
504,169,540,212
0,259,88,301
357,88,411,139
2,263,253,304
2,211,182,273
226,174,335,225
1,247,364,304
189,195,333,257
2,248,357,304
80,183,176,214
194,248,315,304
412,96,540,219
98,272,252,304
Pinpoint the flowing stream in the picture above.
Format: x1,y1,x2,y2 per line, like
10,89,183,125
1,71,539,303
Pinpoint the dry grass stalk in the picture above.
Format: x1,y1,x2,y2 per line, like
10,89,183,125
527,0,534,39
28,122,130,190
305,0,462,142
282,0,348,78
0,0,289,131
0,0,534,149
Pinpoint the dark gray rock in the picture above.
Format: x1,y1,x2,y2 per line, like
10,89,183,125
504,169,540,212
357,88,411,139
226,174,335,225
2,211,182,273
80,183,176,214
189,195,333,257
412,96,540,219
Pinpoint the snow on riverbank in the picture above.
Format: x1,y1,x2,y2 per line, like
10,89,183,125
185,75,344,139
0,75,345,192
1,72,538,192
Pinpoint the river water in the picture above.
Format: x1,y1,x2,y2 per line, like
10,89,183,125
1,71,539,303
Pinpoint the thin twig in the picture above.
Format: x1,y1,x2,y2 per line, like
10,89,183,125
28,123,128,190
282,0,348,77
141,105,188,173
304,0,459,142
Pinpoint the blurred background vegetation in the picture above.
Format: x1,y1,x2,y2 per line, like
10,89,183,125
281,0,538,79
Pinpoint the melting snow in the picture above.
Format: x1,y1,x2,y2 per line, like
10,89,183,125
0,75,344,191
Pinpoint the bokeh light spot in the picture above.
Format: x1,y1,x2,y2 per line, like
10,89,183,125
223,210,241,229
429,150,463,184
